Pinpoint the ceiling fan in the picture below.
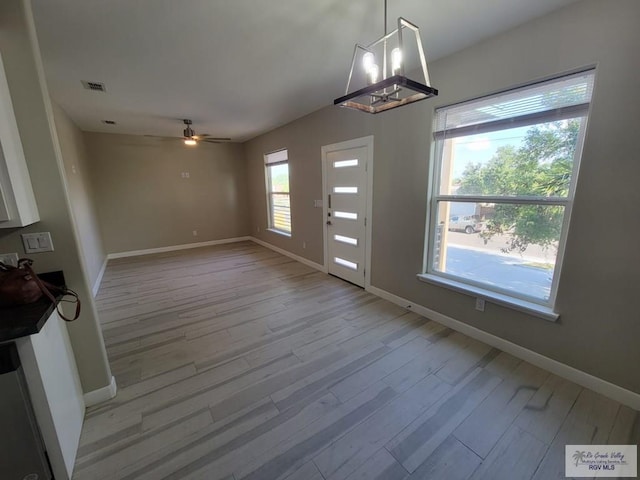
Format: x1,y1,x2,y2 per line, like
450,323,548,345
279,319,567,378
181,119,231,145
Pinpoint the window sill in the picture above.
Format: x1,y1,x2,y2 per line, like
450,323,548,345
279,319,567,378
416,273,559,322
267,228,291,238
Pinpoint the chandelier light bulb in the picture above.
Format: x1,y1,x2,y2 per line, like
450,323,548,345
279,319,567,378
363,52,375,72
391,47,402,74
368,64,379,84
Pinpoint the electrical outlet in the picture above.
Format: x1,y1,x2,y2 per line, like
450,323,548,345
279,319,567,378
302,241,306,249
257,226,260,233
475,297,485,312
192,230,198,236
0,252,19,267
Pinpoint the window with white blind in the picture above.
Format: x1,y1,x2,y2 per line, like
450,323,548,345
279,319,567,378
265,149,291,234
422,70,595,313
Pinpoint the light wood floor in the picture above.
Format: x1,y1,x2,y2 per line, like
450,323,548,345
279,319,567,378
74,241,638,480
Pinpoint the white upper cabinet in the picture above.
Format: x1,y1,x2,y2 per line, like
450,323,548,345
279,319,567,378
0,53,40,228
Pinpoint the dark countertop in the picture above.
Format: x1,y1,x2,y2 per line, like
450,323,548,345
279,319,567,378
0,271,66,343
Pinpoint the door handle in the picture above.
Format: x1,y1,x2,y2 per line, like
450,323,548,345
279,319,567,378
326,221,332,225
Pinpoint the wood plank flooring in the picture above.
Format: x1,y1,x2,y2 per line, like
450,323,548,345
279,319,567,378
74,241,639,480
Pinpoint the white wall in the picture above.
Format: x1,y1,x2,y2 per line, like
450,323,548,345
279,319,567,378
0,0,112,393
53,103,106,288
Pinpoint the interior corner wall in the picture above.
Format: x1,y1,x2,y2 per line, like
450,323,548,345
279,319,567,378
244,0,640,394
52,103,106,288
0,0,112,393
83,133,250,254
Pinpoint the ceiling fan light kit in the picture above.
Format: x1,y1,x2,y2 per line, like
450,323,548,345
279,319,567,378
180,119,231,145
334,0,438,114
183,119,197,145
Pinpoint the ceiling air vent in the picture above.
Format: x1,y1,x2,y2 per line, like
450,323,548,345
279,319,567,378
81,80,106,92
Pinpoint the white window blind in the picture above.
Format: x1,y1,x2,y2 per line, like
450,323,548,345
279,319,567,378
265,149,288,165
434,70,595,139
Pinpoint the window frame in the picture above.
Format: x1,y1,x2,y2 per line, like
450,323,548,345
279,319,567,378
264,149,292,235
423,70,595,312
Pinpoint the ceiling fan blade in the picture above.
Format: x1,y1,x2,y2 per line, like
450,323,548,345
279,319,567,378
144,135,182,141
143,132,231,144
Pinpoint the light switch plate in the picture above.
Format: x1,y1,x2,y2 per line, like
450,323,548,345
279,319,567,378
21,232,54,253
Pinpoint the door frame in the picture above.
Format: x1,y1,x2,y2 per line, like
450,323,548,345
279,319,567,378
321,135,374,289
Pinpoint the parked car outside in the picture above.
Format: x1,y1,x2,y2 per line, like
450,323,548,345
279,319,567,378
448,215,485,234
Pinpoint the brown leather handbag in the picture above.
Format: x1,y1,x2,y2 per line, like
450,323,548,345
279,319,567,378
0,258,81,321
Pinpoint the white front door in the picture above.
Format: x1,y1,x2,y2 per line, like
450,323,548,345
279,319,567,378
322,137,373,287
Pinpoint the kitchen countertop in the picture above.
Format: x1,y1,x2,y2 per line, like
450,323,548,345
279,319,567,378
0,271,66,342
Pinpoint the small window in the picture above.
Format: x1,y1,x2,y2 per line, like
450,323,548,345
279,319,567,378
265,149,291,234
425,70,595,306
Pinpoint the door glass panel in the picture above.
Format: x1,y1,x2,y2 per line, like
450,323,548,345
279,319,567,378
334,187,358,194
334,211,358,220
334,234,358,246
334,159,358,168
334,257,358,270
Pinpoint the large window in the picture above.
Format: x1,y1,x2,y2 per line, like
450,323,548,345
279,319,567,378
265,149,291,234
424,70,595,309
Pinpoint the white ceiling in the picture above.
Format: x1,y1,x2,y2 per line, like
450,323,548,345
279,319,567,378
31,0,581,142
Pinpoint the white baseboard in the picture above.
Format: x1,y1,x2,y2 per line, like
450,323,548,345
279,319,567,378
366,285,640,411
107,237,252,260
92,257,108,297
249,236,326,273
83,375,117,407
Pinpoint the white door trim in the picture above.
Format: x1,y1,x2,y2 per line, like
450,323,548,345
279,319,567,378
321,136,374,288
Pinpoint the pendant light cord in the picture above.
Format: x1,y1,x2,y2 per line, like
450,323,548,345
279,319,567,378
384,0,387,36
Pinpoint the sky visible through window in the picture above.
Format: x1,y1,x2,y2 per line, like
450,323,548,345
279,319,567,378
450,127,530,180
269,163,289,192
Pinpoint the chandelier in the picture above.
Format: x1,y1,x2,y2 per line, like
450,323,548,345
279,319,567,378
334,0,438,114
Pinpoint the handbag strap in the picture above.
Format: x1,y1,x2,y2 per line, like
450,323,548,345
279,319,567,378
23,261,81,322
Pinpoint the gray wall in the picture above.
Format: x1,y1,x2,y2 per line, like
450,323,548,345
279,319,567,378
246,108,374,262
0,0,112,392
53,103,106,289
246,0,640,393
84,133,250,254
